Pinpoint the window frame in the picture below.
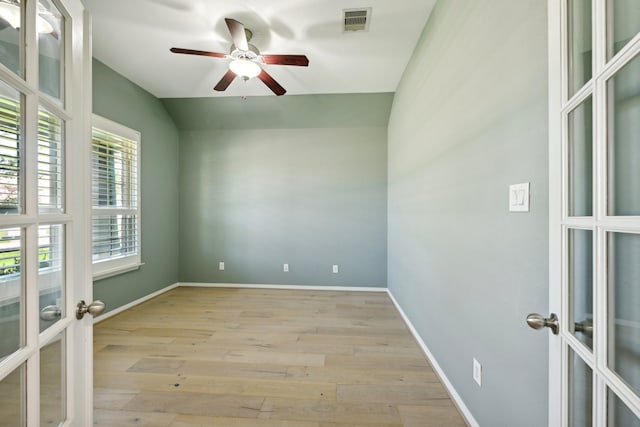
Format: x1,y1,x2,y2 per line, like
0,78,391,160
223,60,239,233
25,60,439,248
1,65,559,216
91,114,141,280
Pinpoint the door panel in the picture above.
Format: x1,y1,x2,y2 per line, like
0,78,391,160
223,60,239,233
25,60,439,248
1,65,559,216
549,0,640,425
568,228,594,350
0,0,90,425
607,232,640,395
0,365,24,425
0,227,22,360
568,97,594,217
607,54,640,216
608,389,640,426
569,347,594,426
568,0,594,97
40,333,65,426
608,0,640,59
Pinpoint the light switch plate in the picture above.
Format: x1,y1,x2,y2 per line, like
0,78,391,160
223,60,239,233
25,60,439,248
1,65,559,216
473,358,482,387
509,182,530,212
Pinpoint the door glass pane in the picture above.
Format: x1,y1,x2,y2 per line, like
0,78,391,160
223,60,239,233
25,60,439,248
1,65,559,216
0,365,24,426
38,106,63,213
41,333,65,426
607,389,640,426
608,54,640,215
569,347,593,426
0,227,21,360
0,0,22,77
569,0,593,97
37,0,64,100
39,224,64,333
608,0,640,59
0,81,22,214
608,232,640,395
569,229,594,350
569,97,593,216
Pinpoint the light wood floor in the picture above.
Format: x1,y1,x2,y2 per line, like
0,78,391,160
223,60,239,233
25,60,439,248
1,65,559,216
94,287,467,427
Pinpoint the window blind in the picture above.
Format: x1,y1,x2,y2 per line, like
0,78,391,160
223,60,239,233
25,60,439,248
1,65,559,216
38,107,64,212
0,90,21,214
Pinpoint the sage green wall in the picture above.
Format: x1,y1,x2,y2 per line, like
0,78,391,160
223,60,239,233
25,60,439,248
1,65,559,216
165,94,391,287
92,59,180,313
387,1,549,426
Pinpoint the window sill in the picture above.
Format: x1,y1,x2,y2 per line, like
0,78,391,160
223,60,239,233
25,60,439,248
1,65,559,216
93,262,144,282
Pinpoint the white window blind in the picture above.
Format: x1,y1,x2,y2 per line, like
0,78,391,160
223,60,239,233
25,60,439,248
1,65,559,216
91,115,141,279
38,106,64,213
0,85,22,214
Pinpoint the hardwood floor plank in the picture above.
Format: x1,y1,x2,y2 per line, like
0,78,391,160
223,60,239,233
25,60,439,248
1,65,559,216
398,403,469,427
94,408,177,427
171,414,320,427
286,365,439,385
178,376,336,400
259,398,402,424
337,384,450,404
179,360,289,379
223,349,325,366
124,390,264,418
94,371,187,393
127,358,185,374
94,388,138,410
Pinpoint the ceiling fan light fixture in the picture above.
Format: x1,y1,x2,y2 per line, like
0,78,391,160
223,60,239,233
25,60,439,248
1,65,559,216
229,58,261,80
0,2,54,34
0,2,20,29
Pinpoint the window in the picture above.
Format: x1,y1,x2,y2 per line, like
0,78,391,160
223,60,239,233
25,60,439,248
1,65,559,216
91,115,140,279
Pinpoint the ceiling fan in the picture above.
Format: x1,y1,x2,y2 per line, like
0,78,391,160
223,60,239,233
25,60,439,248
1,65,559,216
170,18,309,96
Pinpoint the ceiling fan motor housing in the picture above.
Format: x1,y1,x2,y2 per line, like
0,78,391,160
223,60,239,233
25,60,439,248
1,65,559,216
230,43,261,62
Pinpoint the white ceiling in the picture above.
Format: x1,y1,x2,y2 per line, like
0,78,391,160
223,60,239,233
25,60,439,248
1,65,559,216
83,0,436,98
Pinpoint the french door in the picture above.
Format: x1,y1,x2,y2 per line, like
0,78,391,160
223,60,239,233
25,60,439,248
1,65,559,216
0,0,92,426
548,0,640,425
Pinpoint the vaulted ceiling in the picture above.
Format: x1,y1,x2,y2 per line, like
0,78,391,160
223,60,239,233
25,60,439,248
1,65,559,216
83,0,436,98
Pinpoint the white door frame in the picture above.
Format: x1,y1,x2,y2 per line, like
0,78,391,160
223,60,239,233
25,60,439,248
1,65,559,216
547,0,563,423
66,5,93,426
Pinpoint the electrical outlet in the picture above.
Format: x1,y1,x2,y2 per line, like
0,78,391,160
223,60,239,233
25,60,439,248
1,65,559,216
283,263,289,272
332,265,339,274
219,261,225,271
473,358,482,387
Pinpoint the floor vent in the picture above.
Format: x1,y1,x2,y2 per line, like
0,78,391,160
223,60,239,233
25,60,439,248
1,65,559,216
343,8,371,32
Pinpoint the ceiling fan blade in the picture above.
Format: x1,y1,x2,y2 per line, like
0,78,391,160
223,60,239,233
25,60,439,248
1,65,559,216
170,47,227,59
213,69,237,92
257,69,286,96
225,18,249,51
262,55,309,67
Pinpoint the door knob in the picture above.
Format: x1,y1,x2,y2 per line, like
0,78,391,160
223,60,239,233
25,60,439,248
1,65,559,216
76,300,105,319
575,320,593,338
526,313,559,335
40,305,61,321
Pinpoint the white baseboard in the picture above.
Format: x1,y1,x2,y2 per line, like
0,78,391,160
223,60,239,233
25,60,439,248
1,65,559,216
386,289,479,427
93,282,180,324
178,282,388,293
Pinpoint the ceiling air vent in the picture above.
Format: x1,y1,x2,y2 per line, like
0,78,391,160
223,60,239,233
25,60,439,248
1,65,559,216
343,8,371,32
